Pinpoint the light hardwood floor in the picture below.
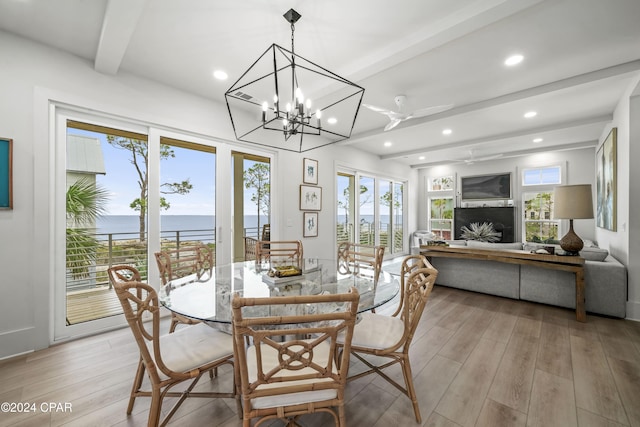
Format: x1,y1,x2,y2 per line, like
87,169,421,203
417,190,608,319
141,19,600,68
1,285,639,427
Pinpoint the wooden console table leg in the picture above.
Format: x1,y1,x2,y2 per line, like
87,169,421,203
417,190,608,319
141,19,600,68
575,268,586,322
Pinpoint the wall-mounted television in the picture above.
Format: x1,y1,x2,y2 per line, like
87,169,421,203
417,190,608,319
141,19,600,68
461,173,511,200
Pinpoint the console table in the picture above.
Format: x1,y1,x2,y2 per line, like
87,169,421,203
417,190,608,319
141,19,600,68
420,245,587,322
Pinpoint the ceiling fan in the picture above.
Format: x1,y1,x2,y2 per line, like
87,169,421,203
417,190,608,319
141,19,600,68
453,149,503,164
362,95,454,131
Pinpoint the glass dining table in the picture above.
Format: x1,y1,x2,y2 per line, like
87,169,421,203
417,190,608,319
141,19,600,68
158,258,400,326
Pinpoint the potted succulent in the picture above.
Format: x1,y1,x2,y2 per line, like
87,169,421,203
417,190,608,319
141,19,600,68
460,222,502,242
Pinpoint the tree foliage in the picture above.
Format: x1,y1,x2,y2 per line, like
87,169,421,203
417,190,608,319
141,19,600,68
66,178,109,279
243,162,270,234
106,136,192,241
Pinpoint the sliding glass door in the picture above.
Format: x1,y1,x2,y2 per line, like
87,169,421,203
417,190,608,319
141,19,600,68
336,170,406,256
55,111,273,341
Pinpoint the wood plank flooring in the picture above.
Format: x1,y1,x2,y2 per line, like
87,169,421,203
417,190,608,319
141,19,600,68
2,285,640,427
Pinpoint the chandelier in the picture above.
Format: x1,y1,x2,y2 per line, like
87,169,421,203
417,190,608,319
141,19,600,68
225,9,365,153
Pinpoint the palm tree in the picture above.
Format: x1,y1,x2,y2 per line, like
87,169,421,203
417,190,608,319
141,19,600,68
66,178,109,279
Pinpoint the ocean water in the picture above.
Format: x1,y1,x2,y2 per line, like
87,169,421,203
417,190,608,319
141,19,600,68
96,214,401,238
96,215,268,238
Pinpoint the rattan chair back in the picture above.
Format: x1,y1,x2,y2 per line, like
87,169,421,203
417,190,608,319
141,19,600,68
154,244,211,332
337,242,385,280
255,239,303,267
244,236,258,261
232,288,360,427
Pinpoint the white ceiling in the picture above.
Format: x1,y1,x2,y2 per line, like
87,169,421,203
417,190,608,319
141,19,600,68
2,0,639,167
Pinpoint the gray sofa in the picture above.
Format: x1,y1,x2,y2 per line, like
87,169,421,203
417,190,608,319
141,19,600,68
412,238,627,318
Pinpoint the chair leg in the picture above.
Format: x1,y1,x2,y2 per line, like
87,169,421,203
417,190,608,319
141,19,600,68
128,357,146,414
400,357,421,423
147,387,162,427
338,403,347,427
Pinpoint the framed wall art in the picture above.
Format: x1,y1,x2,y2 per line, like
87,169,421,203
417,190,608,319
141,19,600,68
596,127,617,231
303,212,318,237
300,185,322,211
0,138,12,209
303,158,318,184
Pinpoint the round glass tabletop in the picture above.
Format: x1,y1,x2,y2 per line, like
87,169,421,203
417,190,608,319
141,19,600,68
159,258,400,324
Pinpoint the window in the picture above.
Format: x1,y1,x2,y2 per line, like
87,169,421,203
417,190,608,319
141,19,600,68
522,166,561,186
232,151,271,261
65,121,149,325
336,173,355,244
336,171,406,255
523,192,558,242
159,137,216,253
429,197,454,239
521,165,562,243
427,175,455,239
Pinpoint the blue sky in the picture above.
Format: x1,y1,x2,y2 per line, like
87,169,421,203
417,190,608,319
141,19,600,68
68,129,260,216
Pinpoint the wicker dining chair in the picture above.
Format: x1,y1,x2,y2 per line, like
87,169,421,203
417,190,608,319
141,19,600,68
336,255,438,423
232,288,360,427
255,239,303,267
244,236,258,261
337,242,385,281
110,276,239,427
154,244,208,333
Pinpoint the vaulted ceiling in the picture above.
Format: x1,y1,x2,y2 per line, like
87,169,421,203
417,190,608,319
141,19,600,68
2,0,639,167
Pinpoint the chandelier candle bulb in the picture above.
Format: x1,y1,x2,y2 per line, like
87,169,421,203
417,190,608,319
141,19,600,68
261,102,268,122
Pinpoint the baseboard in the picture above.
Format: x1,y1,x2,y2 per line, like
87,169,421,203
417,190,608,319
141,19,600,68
625,300,640,322
0,327,35,360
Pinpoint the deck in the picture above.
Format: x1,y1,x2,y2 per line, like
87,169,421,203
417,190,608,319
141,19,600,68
66,287,123,325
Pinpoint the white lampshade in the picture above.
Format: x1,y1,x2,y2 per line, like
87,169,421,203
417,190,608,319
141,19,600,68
553,184,594,219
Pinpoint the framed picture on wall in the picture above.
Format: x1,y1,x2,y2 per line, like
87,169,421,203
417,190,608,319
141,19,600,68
303,158,318,184
596,127,617,231
300,185,322,211
0,138,12,209
303,212,318,237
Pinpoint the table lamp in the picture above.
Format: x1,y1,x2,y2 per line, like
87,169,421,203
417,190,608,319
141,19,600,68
553,184,594,256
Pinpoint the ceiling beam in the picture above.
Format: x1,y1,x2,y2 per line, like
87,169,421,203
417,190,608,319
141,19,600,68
410,140,598,169
94,0,147,74
341,0,544,84
346,59,640,144
380,114,611,160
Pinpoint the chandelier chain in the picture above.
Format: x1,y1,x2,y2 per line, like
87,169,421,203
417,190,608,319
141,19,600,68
291,22,295,57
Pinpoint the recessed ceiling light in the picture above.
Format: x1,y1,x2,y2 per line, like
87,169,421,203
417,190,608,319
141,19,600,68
533,138,543,143
442,128,452,135
327,117,337,125
524,111,537,118
419,156,425,160
213,70,228,80
505,54,524,66
384,141,392,147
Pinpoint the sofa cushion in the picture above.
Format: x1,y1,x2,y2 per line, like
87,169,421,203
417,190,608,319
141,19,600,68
579,246,609,262
466,241,523,250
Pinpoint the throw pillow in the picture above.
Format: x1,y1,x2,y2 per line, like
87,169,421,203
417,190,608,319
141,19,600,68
580,246,609,261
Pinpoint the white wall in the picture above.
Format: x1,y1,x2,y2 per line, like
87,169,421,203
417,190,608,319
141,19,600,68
0,31,414,359
272,146,418,259
598,75,640,320
418,148,597,242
